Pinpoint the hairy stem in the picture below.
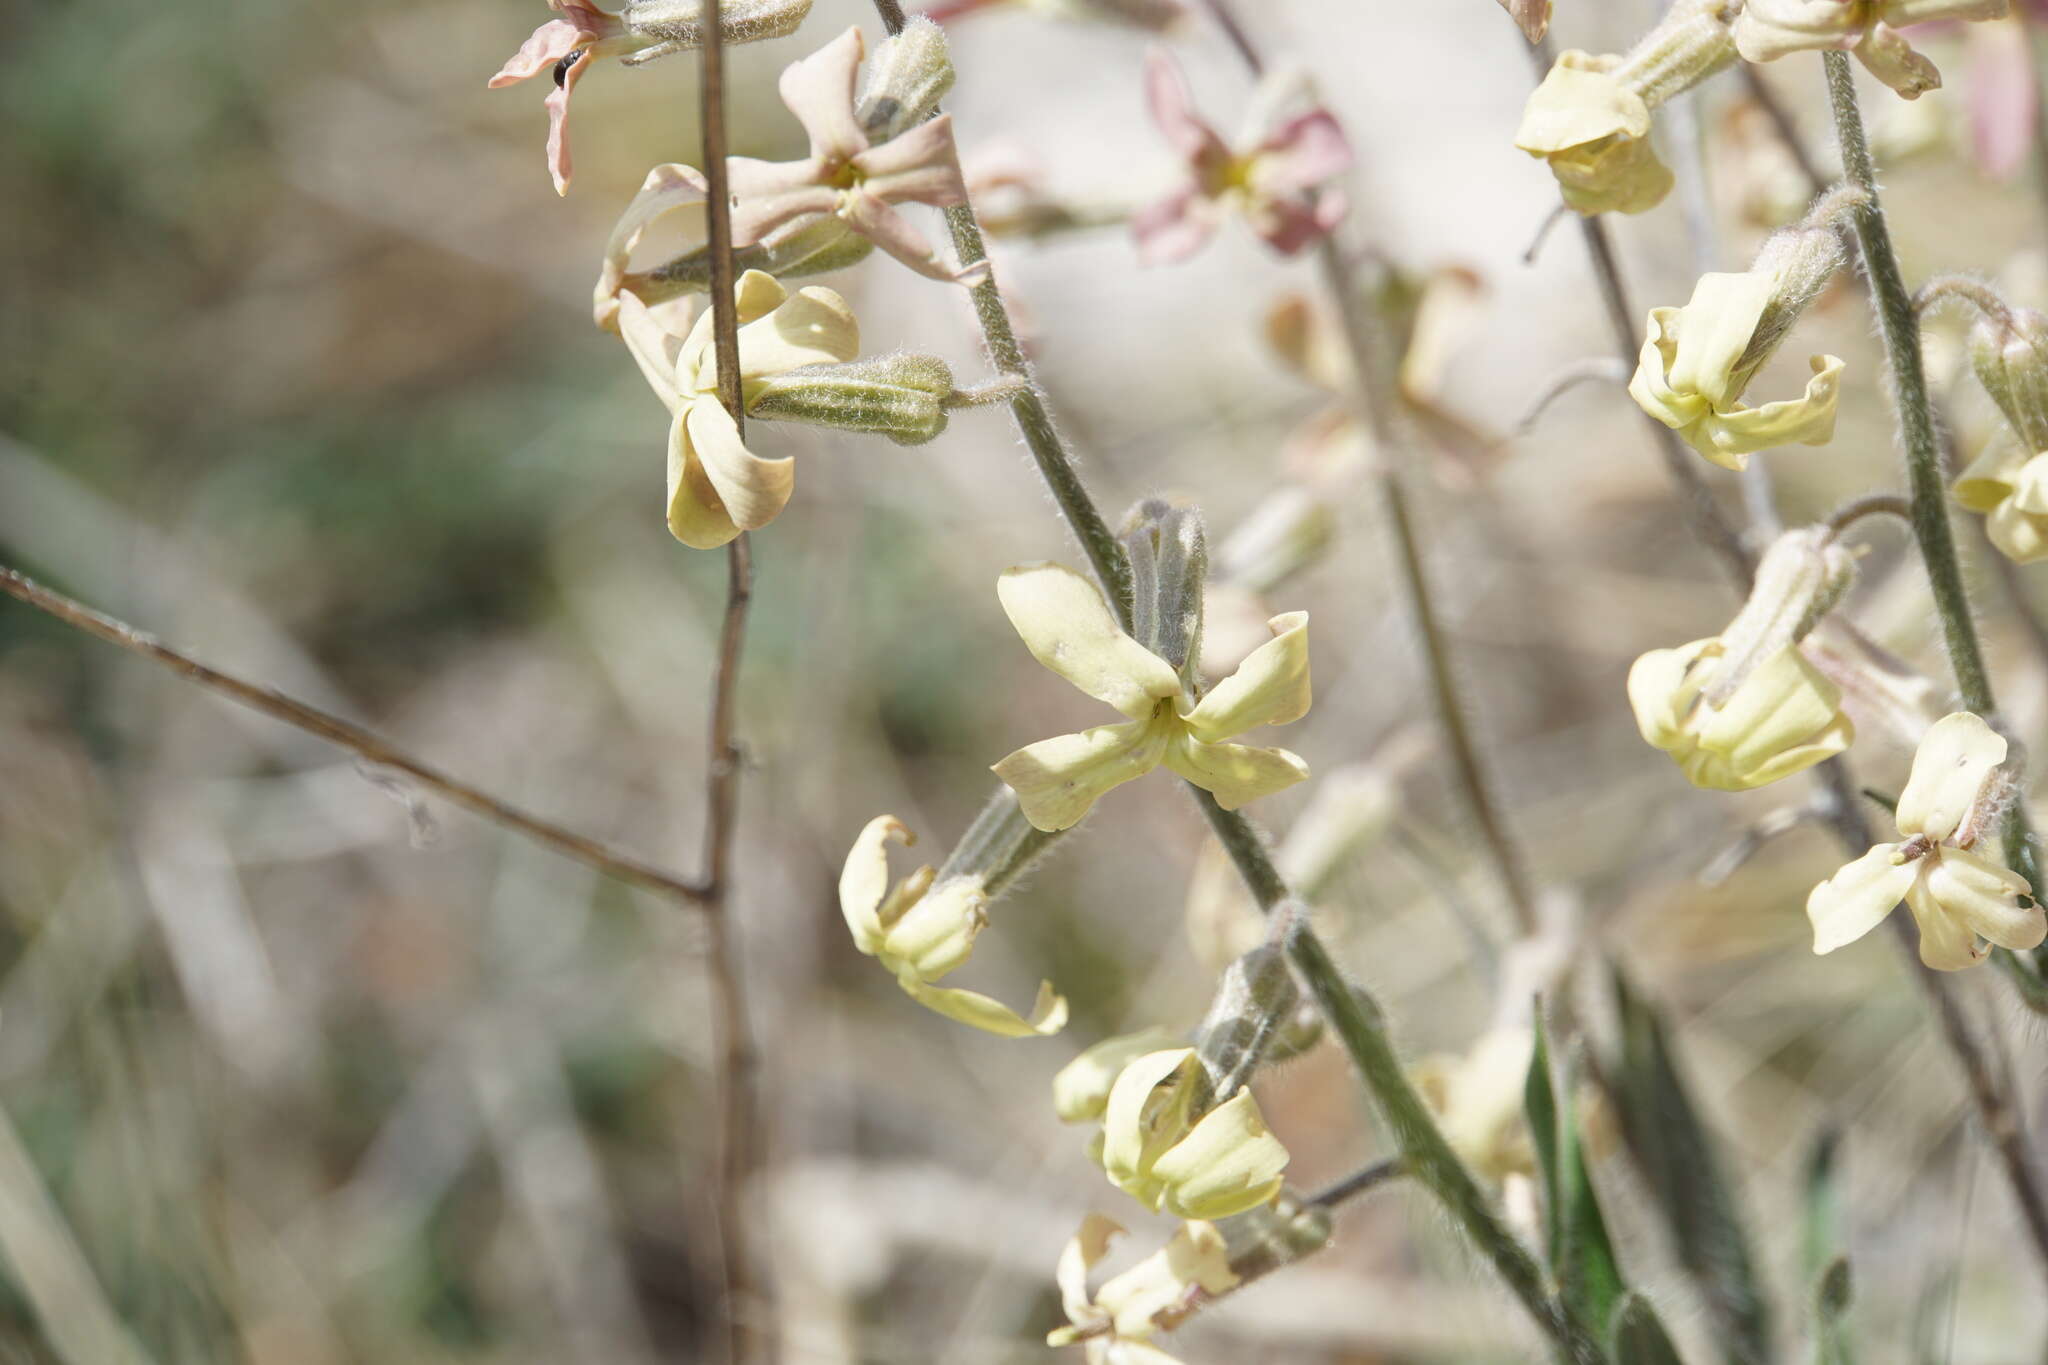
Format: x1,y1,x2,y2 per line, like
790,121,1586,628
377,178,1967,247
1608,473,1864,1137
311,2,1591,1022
697,6,767,1358
1308,1156,1405,1210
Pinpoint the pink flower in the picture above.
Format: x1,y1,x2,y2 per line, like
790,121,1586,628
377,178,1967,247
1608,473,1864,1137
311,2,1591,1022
488,2,638,197
725,27,980,283
1131,50,1352,266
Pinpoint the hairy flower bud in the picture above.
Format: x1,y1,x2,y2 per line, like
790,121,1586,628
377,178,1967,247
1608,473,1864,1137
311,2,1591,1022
1192,943,1301,1097
1122,498,1210,683
1969,305,2048,453
748,354,954,445
1706,525,1859,706
855,17,956,141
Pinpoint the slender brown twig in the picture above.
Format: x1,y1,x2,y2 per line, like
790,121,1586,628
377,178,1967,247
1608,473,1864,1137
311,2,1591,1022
696,3,767,1359
0,565,710,905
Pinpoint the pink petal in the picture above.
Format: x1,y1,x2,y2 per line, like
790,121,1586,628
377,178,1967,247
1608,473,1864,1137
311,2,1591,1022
779,26,871,165
543,50,595,196
1968,17,2037,178
1249,192,1339,256
1131,184,1220,265
726,157,839,245
840,191,969,282
1144,48,1231,170
489,17,589,87
1249,108,1353,196
854,115,970,207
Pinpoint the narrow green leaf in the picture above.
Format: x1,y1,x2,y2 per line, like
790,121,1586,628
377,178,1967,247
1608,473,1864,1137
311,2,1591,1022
1525,1006,1563,1266
1557,1044,1626,1340
1800,1128,1841,1283
1611,1292,1686,1365
1609,967,1772,1365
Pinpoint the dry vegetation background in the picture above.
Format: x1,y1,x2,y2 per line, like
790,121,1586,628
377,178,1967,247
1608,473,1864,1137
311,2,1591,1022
5,0,2048,1361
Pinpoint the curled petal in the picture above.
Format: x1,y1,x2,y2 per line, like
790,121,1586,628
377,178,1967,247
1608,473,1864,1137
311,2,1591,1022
1144,48,1232,170
1248,109,1353,197
1164,734,1310,809
1896,711,2007,842
1808,844,1918,955
489,17,595,87
837,190,969,283
683,397,797,534
1627,638,1716,755
1922,847,2040,951
902,976,1069,1037
1514,56,1650,154
735,284,861,381
1151,1089,1289,1220
1664,271,1777,410
666,410,745,548
993,717,1175,832
1185,612,1310,742
997,564,1182,718
1987,497,2048,562
1629,310,1713,436
1053,1214,1125,1335
616,292,690,412
780,25,871,164
1855,22,1943,99
1904,872,1991,969
1054,1029,1186,1124
1132,185,1222,266
839,815,913,954
853,114,971,206
595,163,709,329
1096,1221,1239,1341
542,50,597,195
1696,355,1845,467
1952,433,2029,512
1101,1048,1201,1202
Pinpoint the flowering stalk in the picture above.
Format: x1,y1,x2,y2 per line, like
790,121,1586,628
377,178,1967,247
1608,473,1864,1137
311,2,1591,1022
694,4,767,1359
1821,51,2040,891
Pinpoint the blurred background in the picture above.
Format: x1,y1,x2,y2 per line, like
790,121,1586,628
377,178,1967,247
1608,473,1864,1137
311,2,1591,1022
6,0,2048,1360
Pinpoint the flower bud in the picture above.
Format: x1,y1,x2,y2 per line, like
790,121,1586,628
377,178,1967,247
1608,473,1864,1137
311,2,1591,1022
1969,305,2048,453
1607,0,1740,108
747,354,954,445
617,0,814,62
1121,498,1209,683
1192,944,1301,1097
1705,525,1859,707
855,17,956,142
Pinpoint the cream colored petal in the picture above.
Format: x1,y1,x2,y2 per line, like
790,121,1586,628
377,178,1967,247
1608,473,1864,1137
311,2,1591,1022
1952,433,2029,512
683,398,796,533
901,976,1069,1037
839,815,911,956
1734,0,1861,61
1904,874,1989,970
1514,59,1649,155
733,286,861,386
1152,1090,1290,1220
994,717,1173,833
1896,711,2006,841
1055,1028,1185,1124
1097,1221,1238,1341
778,24,870,164
1807,844,1918,955
1987,500,2048,563
1924,847,2040,951
1628,312,1711,434
877,875,985,981
1054,1213,1124,1332
1101,1048,1201,1202
1184,612,1310,742
1712,710,1853,790
1164,735,1310,810
1626,638,1716,754
1546,131,1673,216
2006,452,2048,514
1700,354,1845,458
998,564,1182,718
616,292,689,414
666,410,744,548
594,163,709,329
1855,22,1943,99
1696,645,1844,776
1668,271,1778,409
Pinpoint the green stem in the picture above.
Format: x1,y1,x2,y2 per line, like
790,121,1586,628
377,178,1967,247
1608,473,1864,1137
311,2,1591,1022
1285,923,1605,1365
1821,51,2041,903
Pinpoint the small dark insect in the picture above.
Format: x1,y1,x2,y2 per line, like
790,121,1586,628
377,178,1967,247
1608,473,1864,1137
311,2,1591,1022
553,51,585,87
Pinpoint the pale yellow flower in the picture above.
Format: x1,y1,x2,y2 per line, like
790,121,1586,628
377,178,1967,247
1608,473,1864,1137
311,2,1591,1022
1808,712,2040,971
1413,1028,1537,1183
1629,639,1854,791
838,815,1068,1036
1099,1047,1288,1219
1054,1029,1185,1123
1954,434,2048,563
617,269,859,548
992,563,1310,832
1048,1215,1238,1364
1515,51,1674,215
1735,0,2008,100
1628,269,1845,469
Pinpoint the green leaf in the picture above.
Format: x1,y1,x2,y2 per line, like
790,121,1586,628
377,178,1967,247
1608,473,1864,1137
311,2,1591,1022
1611,1292,1686,1365
1529,1008,1626,1338
1800,1128,1842,1282
1609,967,1772,1365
